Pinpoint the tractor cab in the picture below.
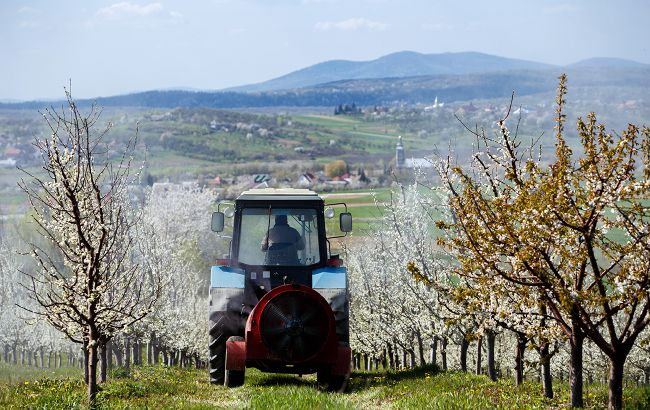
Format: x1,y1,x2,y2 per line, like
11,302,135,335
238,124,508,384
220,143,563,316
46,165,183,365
208,188,352,390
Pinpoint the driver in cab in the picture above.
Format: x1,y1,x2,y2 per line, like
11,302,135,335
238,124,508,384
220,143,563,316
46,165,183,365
260,215,305,264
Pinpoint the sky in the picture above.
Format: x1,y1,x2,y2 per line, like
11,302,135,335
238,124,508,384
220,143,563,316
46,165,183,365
2,0,649,101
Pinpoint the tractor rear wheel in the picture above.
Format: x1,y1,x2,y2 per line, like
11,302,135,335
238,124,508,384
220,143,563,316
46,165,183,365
209,312,239,384
317,369,349,392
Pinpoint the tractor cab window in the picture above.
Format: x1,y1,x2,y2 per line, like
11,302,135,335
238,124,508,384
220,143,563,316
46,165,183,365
238,208,321,266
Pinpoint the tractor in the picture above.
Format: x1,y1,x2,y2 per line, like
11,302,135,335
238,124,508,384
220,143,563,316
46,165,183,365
208,188,352,391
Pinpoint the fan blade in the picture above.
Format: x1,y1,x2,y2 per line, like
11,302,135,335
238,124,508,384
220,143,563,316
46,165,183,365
286,294,301,318
302,325,324,337
265,301,290,323
263,326,288,336
300,307,318,323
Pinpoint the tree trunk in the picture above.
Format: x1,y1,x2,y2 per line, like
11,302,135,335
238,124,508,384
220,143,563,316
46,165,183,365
106,340,113,370
88,340,98,407
540,343,553,399
83,342,89,385
39,348,44,368
12,346,17,364
387,343,395,370
430,337,438,368
459,337,469,372
569,331,585,408
132,341,139,366
440,337,448,370
125,338,131,371
152,342,160,365
476,336,483,375
138,341,143,365
514,333,526,386
113,344,123,367
147,333,154,365
486,331,496,381
416,330,425,366
408,349,416,368
180,349,187,368
99,343,107,383
607,356,625,410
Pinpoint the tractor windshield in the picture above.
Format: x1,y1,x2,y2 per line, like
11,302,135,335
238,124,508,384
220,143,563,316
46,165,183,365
238,208,321,266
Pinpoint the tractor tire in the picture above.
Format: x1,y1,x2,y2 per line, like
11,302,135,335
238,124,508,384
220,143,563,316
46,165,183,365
317,369,349,393
224,336,245,388
209,312,240,385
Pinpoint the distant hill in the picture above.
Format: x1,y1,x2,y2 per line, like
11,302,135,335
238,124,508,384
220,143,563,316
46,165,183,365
228,51,554,92
568,57,649,69
2,51,649,111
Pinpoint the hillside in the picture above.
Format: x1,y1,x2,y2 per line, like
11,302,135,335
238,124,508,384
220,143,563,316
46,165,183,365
567,57,649,69
228,51,554,92
3,66,649,111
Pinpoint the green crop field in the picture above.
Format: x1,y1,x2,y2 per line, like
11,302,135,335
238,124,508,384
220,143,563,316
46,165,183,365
2,363,649,409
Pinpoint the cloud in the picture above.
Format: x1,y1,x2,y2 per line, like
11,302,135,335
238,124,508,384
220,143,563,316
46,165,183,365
96,2,164,19
314,17,388,31
90,2,184,27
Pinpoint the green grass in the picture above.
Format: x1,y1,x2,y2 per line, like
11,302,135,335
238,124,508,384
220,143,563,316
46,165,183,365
0,361,82,383
320,187,447,235
2,363,649,409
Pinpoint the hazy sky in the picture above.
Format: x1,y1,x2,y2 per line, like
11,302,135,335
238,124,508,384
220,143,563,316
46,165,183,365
2,0,649,100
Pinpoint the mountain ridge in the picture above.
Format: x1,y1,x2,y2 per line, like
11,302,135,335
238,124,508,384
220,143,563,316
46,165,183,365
2,52,648,109
226,51,556,92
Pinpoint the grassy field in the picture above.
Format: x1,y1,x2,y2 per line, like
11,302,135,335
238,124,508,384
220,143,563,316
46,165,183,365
322,189,391,231
1,363,649,409
322,187,447,236
0,362,82,384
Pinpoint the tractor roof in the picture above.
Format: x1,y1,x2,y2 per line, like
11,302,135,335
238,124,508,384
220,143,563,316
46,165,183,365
237,188,322,202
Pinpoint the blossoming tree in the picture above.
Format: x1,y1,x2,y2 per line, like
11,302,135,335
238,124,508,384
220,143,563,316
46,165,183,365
18,90,161,405
437,75,650,409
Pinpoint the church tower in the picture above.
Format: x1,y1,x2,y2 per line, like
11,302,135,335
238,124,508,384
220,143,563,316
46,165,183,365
395,135,405,168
